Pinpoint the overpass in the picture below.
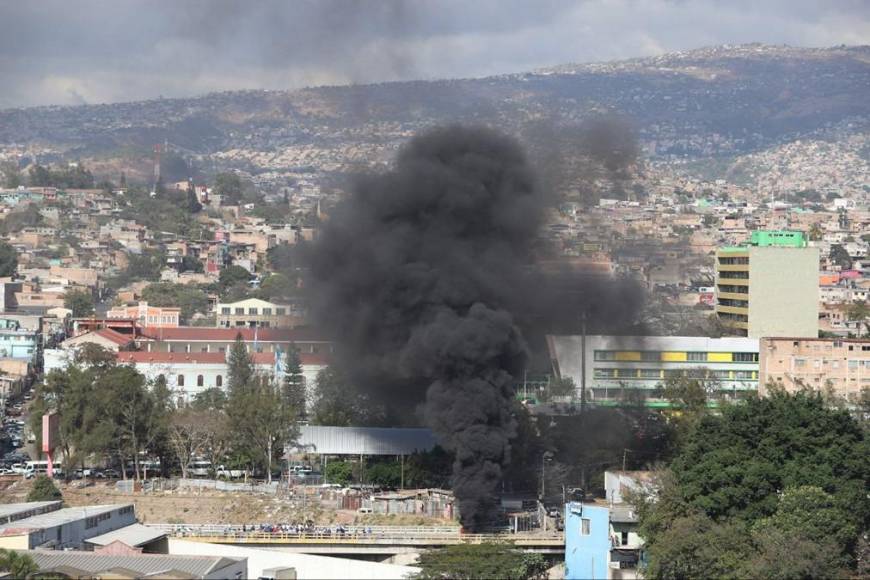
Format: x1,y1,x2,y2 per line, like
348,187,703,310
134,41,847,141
149,524,565,557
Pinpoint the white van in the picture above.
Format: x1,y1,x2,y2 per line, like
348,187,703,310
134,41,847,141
24,460,49,479
189,459,212,477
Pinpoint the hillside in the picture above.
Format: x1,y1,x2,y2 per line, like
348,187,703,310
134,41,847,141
1,44,868,188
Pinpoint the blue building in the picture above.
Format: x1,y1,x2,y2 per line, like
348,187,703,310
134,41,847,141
0,318,39,361
565,502,643,580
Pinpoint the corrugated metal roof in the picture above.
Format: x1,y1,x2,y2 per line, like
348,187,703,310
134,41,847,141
25,549,243,578
0,504,129,532
0,501,61,521
85,523,167,547
293,426,438,456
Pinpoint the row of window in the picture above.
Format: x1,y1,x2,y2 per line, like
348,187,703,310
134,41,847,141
593,351,758,363
718,298,749,308
717,284,749,294
85,512,111,529
165,374,222,388
593,368,757,380
718,312,749,322
718,271,749,279
220,307,288,316
718,257,749,265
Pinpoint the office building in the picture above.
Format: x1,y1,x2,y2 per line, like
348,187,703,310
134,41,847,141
548,335,760,404
715,230,819,338
759,337,870,403
107,301,181,328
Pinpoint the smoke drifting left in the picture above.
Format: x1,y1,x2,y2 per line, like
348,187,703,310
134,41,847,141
306,124,643,529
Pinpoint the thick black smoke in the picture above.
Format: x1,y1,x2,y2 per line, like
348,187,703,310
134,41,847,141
307,124,644,528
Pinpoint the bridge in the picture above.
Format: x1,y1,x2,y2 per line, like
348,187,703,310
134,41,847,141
150,524,565,557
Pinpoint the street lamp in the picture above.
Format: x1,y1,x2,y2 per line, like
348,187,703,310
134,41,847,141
541,451,554,499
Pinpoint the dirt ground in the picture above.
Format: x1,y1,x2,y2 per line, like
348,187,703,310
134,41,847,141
0,478,454,527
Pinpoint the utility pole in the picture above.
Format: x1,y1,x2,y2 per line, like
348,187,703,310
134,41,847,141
580,310,587,413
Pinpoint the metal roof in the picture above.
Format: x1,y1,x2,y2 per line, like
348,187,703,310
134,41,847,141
293,426,438,456
85,523,167,547
0,502,62,522
0,504,129,533
25,549,244,578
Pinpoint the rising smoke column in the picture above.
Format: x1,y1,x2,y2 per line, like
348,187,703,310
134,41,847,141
308,125,542,529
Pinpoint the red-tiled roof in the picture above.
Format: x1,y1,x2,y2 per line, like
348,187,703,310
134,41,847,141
138,327,329,342
94,328,135,346
116,352,276,365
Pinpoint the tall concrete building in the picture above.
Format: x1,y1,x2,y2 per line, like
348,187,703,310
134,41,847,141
715,231,819,338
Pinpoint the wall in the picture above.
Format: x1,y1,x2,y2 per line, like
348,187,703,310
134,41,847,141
748,246,819,338
565,503,611,580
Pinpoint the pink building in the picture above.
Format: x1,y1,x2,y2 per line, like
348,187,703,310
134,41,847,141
107,302,180,328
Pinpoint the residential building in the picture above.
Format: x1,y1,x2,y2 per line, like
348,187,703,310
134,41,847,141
0,317,39,361
216,297,304,328
564,502,643,579
759,337,870,403
715,230,819,338
548,335,760,404
107,301,181,328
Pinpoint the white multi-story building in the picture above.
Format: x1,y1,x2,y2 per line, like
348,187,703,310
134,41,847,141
548,335,760,403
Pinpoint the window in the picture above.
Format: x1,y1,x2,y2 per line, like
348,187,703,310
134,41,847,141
221,307,230,314
581,518,591,535
118,506,134,516
594,351,615,361
593,368,613,379
262,308,272,315
235,308,244,315
640,351,659,362
86,516,98,529
276,308,286,316
640,369,662,379
248,308,258,315
795,359,806,367
216,375,223,387
733,352,758,362
218,347,226,353
621,531,628,546
201,347,208,353
177,375,185,387
687,352,707,362
197,375,204,387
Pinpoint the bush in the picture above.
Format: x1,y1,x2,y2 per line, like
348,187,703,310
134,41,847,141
324,461,354,485
27,475,62,502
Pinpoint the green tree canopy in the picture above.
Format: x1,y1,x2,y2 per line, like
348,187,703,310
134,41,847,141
219,265,252,293
27,475,62,502
411,542,547,580
227,334,254,395
140,282,209,324
0,548,38,578
213,172,244,205
0,241,18,277
636,390,868,577
282,344,306,417
64,289,94,317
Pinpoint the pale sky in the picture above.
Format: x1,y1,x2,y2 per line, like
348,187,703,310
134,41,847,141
0,0,867,108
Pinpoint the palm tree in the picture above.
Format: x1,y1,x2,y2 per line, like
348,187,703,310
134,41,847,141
0,548,38,578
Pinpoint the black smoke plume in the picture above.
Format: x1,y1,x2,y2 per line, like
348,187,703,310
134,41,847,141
307,124,644,529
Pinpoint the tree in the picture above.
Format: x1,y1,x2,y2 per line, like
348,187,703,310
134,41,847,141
808,222,823,241
64,289,94,317
186,181,202,214
636,391,868,577
846,300,869,336
168,408,213,479
0,549,38,578
548,376,575,399
411,542,547,580
141,283,209,324
219,265,251,293
213,172,243,205
180,255,204,273
226,334,253,395
310,367,361,426
0,161,21,188
830,244,853,270
27,475,62,502
228,378,297,483
192,387,227,411
257,272,298,301
324,461,354,485
282,345,306,417
0,241,18,277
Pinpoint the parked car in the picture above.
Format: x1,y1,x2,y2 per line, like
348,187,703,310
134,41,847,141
216,465,247,479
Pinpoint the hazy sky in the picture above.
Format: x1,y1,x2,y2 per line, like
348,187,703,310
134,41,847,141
0,0,867,109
